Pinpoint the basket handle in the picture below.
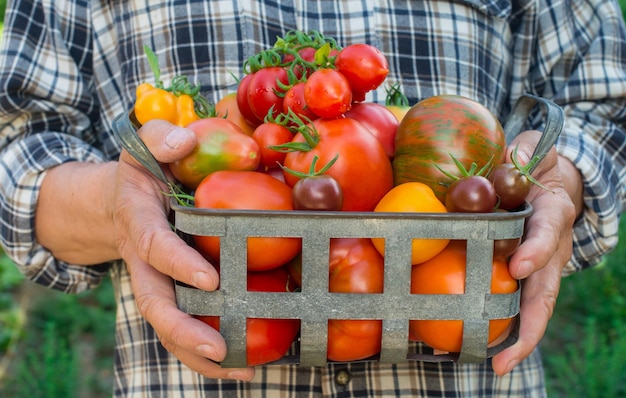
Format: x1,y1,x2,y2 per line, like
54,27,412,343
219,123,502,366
503,93,565,174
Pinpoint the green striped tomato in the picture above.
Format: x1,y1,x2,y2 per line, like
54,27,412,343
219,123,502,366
392,95,505,201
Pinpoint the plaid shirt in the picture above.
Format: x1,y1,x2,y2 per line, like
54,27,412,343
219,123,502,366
1,0,625,396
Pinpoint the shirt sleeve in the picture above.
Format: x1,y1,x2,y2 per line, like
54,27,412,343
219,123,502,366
525,0,626,274
0,0,113,293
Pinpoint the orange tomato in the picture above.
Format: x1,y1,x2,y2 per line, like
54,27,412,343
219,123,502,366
193,171,302,271
409,240,518,352
215,92,257,136
327,238,384,362
372,182,449,264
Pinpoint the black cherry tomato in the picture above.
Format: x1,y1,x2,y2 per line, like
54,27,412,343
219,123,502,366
488,163,531,210
445,175,497,213
292,174,344,211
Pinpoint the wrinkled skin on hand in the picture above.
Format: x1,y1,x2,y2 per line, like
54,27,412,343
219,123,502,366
114,120,255,381
491,130,578,375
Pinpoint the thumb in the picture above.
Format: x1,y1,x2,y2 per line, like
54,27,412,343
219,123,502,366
131,119,198,164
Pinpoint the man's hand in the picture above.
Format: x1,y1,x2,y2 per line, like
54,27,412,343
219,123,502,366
491,130,580,375
114,120,255,380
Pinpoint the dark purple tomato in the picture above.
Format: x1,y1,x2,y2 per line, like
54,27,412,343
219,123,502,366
488,163,531,210
292,175,344,211
494,237,522,259
445,176,497,213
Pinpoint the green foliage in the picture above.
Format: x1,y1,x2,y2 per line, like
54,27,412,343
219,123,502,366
0,254,116,397
545,319,626,397
0,251,24,354
3,322,79,398
542,217,626,397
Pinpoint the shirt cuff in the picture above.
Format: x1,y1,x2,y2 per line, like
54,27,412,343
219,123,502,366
0,132,113,293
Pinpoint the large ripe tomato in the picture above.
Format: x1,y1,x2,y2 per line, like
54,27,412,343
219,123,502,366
282,117,394,211
327,238,384,362
344,102,399,158
215,92,257,136
409,240,518,352
169,118,261,189
193,170,302,271
392,95,506,201
372,182,449,264
334,43,389,93
196,265,301,366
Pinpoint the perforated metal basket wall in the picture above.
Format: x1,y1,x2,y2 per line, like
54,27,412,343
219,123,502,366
174,204,531,367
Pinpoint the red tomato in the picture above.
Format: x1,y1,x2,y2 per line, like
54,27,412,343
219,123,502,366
409,240,518,352
236,73,261,126
304,68,352,119
327,238,384,362
251,122,294,168
196,265,301,366
344,102,399,158
215,92,257,136
334,43,389,93
193,170,302,271
169,118,261,189
282,117,394,211
392,95,506,201
282,82,318,123
246,66,290,122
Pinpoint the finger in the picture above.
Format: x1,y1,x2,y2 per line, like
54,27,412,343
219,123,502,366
491,255,561,375
127,252,227,362
121,119,198,165
168,346,256,381
127,256,254,380
509,192,567,279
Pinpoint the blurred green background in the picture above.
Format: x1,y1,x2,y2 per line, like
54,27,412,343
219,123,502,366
1,0,625,396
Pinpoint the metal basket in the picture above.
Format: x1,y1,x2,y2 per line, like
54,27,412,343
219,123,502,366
173,205,531,367
113,93,564,368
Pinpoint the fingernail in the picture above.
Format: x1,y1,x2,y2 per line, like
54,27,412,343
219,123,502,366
516,260,532,278
165,128,191,149
227,369,253,381
192,271,214,289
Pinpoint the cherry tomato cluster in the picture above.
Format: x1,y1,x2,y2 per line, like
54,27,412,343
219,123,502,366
236,30,389,126
131,31,543,365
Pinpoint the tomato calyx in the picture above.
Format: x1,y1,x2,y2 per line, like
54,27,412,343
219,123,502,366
279,154,339,179
268,112,320,153
434,152,494,183
384,82,410,108
506,144,550,191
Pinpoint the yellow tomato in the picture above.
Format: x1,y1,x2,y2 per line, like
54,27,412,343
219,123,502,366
385,105,411,123
372,182,449,264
